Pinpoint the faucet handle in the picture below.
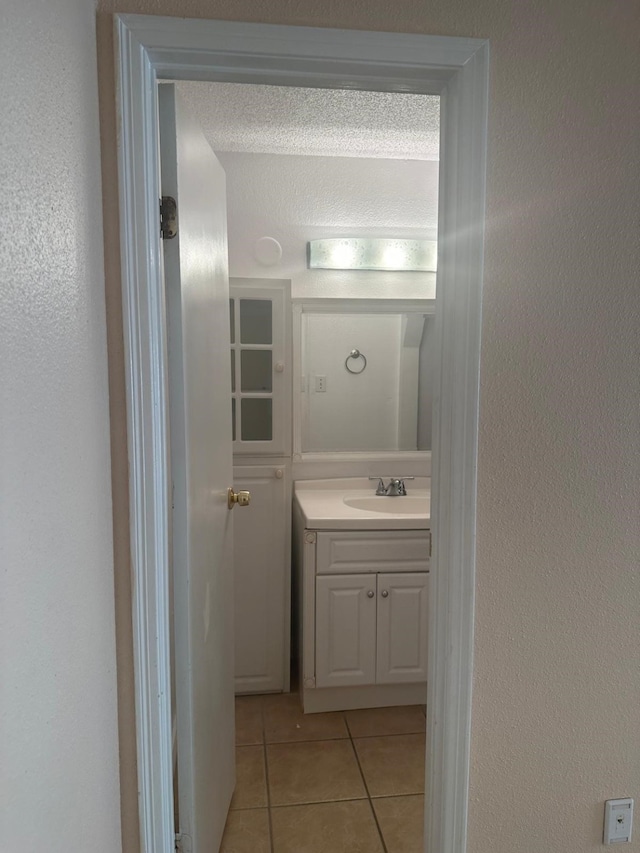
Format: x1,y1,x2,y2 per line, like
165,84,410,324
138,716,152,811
368,477,388,495
387,476,414,496
400,477,414,495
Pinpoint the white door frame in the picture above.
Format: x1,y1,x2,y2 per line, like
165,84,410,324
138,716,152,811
115,15,488,853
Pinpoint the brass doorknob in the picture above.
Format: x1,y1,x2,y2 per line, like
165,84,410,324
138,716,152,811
227,488,251,509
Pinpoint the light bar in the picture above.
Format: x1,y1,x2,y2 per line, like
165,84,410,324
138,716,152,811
308,238,437,272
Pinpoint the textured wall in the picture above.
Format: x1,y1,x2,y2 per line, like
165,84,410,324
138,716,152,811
1,0,121,850
96,2,640,853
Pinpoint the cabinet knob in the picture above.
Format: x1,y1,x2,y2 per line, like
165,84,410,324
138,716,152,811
367,590,375,598
274,361,285,373
381,589,389,598
275,468,284,479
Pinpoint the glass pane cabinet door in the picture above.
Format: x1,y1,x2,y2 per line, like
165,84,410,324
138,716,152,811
229,281,290,455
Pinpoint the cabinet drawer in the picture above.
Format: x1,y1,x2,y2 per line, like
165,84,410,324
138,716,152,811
316,530,430,575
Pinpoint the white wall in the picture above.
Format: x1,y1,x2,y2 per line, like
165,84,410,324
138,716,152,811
96,3,640,852
417,317,436,449
218,151,437,300
0,1,121,851
303,314,402,451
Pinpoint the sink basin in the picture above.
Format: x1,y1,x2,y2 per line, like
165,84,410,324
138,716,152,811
343,495,428,515
294,478,430,529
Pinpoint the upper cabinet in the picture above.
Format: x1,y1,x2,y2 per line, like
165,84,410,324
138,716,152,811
230,279,291,456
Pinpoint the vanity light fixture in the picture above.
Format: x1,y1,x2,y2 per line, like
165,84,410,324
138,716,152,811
307,238,437,272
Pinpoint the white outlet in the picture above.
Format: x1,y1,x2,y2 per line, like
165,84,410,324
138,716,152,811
604,798,634,845
314,375,327,393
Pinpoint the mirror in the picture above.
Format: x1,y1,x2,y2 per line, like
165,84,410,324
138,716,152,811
297,302,434,454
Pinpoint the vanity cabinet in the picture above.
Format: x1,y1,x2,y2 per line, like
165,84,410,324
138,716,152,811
295,520,431,713
315,571,428,689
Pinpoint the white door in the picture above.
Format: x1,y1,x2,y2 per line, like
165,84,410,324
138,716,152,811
160,84,235,853
376,572,429,684
315,574,377,688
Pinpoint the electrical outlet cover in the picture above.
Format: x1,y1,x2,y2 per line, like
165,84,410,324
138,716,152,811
604,798,634,845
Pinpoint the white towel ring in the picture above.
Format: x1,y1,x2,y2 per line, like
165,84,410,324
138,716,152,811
345,349,367,374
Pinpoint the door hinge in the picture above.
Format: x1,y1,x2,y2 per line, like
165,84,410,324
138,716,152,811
175,833,192,853
160,195,178,239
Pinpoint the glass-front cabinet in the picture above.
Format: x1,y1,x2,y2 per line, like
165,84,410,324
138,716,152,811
229,279,290,456
229,278,292,694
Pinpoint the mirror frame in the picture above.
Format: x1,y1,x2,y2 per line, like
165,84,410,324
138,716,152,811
292,298,436,462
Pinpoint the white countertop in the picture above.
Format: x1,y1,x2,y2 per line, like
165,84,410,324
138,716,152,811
294,477,431,530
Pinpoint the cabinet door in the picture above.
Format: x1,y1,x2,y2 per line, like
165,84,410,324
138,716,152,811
376,572,429,684
233,464,289,693
230,280,291,456
315,574,377,688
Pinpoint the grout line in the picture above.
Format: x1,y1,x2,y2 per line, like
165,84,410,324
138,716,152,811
339,730,425,741
264,734,350,745
268,795,368,809
229,804,273,812
231,790,423,811
260,698,276,853
268,797,370,807
345,715,389,853
261,731,424,747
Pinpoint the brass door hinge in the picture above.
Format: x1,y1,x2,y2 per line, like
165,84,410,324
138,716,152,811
160,196,178,239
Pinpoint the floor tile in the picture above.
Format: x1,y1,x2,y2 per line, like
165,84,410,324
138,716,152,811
354,733,425,797
220,808,271,853
345,705,426,738
230,746,268,810
373,795,425,853
263,693,348,743
271,800,384,853
235,696,264,746
267,739,366,806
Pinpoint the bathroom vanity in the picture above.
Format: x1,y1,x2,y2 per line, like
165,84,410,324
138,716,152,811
293,478,431,713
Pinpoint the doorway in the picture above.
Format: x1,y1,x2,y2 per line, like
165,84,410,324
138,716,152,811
170,80,438,851
115,15,488,853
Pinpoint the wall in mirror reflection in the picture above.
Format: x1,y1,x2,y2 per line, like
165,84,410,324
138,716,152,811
301,312,434,452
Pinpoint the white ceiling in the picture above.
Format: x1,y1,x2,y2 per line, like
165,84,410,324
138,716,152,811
175,82,440,160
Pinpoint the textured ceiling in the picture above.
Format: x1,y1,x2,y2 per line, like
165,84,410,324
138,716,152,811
175,82,440,160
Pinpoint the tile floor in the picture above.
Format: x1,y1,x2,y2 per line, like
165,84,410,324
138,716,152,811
221,694,426,853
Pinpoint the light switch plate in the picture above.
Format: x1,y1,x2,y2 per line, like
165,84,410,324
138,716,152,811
604,798,634,844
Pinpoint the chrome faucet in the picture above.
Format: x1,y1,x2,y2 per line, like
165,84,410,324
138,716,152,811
368,476,414,496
